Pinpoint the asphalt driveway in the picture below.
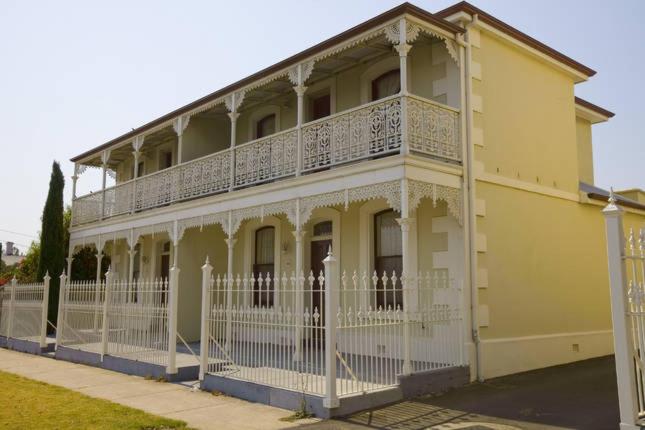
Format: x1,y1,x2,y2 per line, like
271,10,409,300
298,356,620,430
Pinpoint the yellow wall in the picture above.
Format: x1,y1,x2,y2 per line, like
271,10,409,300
576,117,594,184
476,32,578,194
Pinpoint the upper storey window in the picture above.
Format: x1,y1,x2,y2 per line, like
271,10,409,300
256,114,276,139
371,69,400,101
311,93,331,121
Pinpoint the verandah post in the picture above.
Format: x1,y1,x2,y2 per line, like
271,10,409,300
55,273,67,350
7,277,16,339
40,272,51,348
100,268,113,359
199,257,213,381
167,266,180,375
603,192,640,429
323,248,339,409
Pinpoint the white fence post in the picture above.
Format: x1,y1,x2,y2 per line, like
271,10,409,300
200,257,213,381
100,268,113,359
55,273,67,350
167,266,180,375
40,272,51,348
7,277,17,339
603,194,640,429
323,248,339,409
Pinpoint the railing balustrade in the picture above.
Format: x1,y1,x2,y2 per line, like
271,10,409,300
234,129,297,187
72,95,460,226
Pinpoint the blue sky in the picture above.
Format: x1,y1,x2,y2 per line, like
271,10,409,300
0,0,642,252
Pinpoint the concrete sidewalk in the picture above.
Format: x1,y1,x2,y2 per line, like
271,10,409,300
0,348,317,430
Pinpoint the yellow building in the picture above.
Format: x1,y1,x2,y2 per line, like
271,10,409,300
64,1,645,413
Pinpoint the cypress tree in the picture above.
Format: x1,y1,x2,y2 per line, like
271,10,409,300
37,161,65,326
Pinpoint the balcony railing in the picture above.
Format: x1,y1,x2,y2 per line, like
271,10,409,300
71,94,460,226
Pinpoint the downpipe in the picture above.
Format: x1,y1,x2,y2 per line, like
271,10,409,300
458,14,483,382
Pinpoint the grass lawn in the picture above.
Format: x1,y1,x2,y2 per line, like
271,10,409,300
0,370,192,430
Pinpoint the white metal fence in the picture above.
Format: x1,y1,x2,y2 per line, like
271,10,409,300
0,275,50,347
106,278,171,367
604,195,645,429
199,253,464,405
56,270,180,372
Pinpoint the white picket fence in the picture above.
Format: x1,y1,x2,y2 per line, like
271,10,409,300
56,270,180,372
0,275,51,347
199,253,464,405
604,194,645,429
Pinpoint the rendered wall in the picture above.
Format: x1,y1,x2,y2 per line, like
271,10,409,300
576,117,594,184
472,28,645,378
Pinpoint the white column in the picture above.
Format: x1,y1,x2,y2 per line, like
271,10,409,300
131,136,144,214
396,18,411,157
172,115,190,165
128,230,136,284
100,163,107,221
294,66,307,176
167,265,180,375
228,111,239,191
225,235,236,351
100,268,113,359
71,173,78,200
93,249,103,332
55,272,67,350
7,277,16,339
398,178,413,375
603,195,640,429
323,248,339,409
131,150,140,214
40,272,51,348
292,228,305,360
66,254,73,283
199,256,213,381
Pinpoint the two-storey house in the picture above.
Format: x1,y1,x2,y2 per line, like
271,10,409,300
63,1,645,415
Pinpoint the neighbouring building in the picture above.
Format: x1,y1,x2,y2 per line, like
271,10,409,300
64,0,645,410
1,242,24,267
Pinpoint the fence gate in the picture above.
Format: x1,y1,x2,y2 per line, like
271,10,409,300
604,193,645,430
0,275,50,348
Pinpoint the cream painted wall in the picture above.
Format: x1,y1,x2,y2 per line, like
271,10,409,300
476,32,579,194
576,117,594,184
476,181,645,339
182,116,230,162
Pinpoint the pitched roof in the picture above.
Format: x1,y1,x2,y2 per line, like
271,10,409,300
574,96,615,119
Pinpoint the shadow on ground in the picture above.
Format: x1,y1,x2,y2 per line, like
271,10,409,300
296,356,619,430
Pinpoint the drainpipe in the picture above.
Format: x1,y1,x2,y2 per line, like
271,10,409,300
458,14,482,382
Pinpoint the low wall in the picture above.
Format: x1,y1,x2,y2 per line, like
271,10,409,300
201,365,469,418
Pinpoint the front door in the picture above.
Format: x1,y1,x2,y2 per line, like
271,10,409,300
310,239,331,345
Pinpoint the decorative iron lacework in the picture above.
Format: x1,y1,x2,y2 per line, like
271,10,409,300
71,180,462,247
224,91,246,112
301,98,402,172
384,20,459,65
178,212,229,242
408,180,462,225
287,60,316,86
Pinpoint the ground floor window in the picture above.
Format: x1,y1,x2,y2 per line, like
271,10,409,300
374,209,402,309
253,226,275,307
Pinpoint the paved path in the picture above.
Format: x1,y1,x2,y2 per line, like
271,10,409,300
0,349,318,430
299,356,620,430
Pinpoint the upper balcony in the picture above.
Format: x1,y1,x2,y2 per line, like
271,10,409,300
70,15,463,228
